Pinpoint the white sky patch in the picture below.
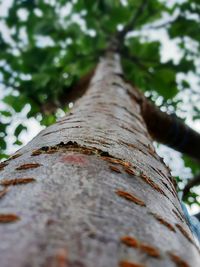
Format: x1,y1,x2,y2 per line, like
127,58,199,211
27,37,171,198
159,0,187,8
59,2,72,18
36,35,55,48
0,21,14,45
17,8,29,21
0,0,13,17
120,0,128,6
34,8,43,17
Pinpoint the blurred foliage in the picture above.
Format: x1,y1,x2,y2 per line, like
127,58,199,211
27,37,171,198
0,0,200,205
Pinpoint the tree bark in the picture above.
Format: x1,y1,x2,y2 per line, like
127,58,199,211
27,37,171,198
0,52,199,267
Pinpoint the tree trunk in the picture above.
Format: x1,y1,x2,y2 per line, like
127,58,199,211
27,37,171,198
0,52,199,267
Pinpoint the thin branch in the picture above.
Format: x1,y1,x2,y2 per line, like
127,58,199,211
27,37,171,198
142,18,176,31
140,99,200,162
117,0,148,39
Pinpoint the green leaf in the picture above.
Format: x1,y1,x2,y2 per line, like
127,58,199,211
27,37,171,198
14,124,27,137
40,114,56,126
3,95,25,113
169,16,200,42
0,139,7,150
14,140,23,146
183,155,200,175
0,110,12,117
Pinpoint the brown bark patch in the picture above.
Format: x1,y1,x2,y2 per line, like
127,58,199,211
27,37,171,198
0,187,9,199
0,162,8,171
109,165,121,173
101,156,121,164
140,243,160,258
0,214,20,223
151,213,176,232
116,190,146,207
175,224,194,244
31,149,43,156
168,252,190,267
140,173,167,197
120,236,139,248
119,260,145,267
123,167,136,176
45,149,58,154
16,163,41,170
0,178,36,186
102,156,132,168
120,236,160,258
45,248,69,267
8,153,22,160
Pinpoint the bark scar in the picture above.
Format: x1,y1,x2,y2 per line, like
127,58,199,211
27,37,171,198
109,165,121,173
119,260,145,267
116,190,146,207
140,172,167,198
0,178,36,186
120,235,160,258
150,212,176,232
175,224,195,245
0,214,20,223
168,252,190,267
16,163,41,170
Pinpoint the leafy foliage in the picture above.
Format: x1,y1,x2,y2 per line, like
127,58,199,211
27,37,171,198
0,0,200,206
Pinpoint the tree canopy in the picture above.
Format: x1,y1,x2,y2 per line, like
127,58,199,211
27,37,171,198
0,0,200,207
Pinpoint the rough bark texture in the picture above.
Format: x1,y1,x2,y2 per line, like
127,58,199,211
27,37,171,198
0,53,199,267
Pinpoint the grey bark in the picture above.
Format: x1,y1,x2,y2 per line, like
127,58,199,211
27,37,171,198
0,52,199,267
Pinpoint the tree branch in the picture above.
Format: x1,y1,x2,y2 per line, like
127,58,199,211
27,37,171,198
142,18,176,31
117,0,148,39
140,98,200,161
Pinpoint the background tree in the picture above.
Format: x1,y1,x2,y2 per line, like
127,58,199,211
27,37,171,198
0,0,200,265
